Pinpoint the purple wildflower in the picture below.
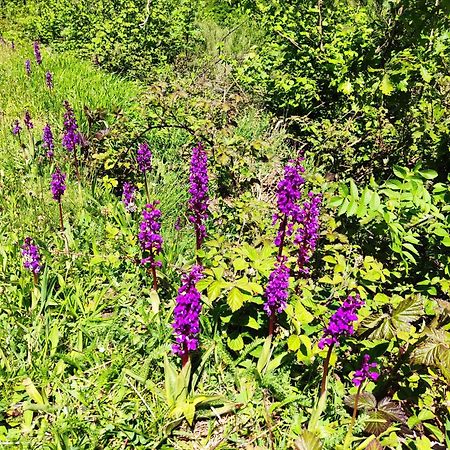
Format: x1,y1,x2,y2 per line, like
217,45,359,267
21,237,41,274
188,142,209,249
294,192,321,275
273,159,305,249
172,265,204,359
33,41,42,65
42,124,54,158
62,101,81,152
137,142,152,173
24,111,33,130
352,354,379,387
264,257,290,316
122,182,137,213
51,167,66,201
138,202,163,268
11,41,15,50
318,294,364,349
12,120,22,136
25,59,31,76
45,71,53,89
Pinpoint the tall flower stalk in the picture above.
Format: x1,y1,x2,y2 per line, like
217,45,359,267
188,142,209,261
138,202,163,291
273,159,305,257
137,142,152,203
45,71,53,90
24,111,34,154
318,294,364,396
25,59,31,76
21,237,41,285
62,101,81,181
122,182,137,213
33,41,42,65
264,257,290,336
42,124,54,159
12,120,22,146
294,192,321,276
51,167,67,232
344,355,379,449
172,265,203,367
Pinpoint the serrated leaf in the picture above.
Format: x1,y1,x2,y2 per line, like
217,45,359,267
391,295,423,330
365,409,391,435
420,66,432,83
288,335,301,351
329,196,343,208
377,397,407,423
380,74,394,95
365,438,383,450
344,392,377,410
294,430,322,450
419,169,438,180
227,334,244,351
227,287,245,312
233,258,248,271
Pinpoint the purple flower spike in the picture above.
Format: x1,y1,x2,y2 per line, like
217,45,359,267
25,59,31,76
21,237,41,274
62,101,81,152
51,167,66,201
137,142,152,173
45,71,53,89
24,111,33,130
273,159,305,248
318,294,364,349
12,120,22,136
172,265,204,358
174,217,182,231
33,41,42,65
188,142,209,249
42,124,54,158
138,202,163,268
352,354,379,387
294,192,321,275
122,182,137,213
264,257,290,316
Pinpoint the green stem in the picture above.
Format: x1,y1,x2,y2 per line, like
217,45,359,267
343,384,362,449
144,171,150,204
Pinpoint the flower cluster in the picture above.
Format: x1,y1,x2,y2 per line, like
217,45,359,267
273,159,305,248
42,124,54,158
318,294,364,349
137,142,152,173
51,167,66,201
122,182,137,213
33,41,42,65
62,101,80,152
352,354,379,387
45,71,53,89
12,120,21,136
138,202,163,267
294,192,322,275
24,111,33,130
264,257,290,316
172,265,203,357
21,237,41,274
25,59,31,76
188,143,209,247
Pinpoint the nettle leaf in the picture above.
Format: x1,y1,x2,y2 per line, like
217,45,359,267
294,430,322,450
391,295,423,331
377,397,407,423
365,409,391,435
411,328,450,381
366,438,383,450
227,287,246,312
344,392,377,411
361,313,395,340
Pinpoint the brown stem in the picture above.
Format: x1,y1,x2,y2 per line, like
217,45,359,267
268,314,275,337
351,384,362,426
181,343,189,368
277,215,288,258
320,344,334,397
33,272,38,286
144,171,150,204
58,200,64,232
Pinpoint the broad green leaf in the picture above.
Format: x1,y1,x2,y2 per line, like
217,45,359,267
227,334,244,351
380,74,394,95
294,430,322,450
419,169,438,180
227,287,246,312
